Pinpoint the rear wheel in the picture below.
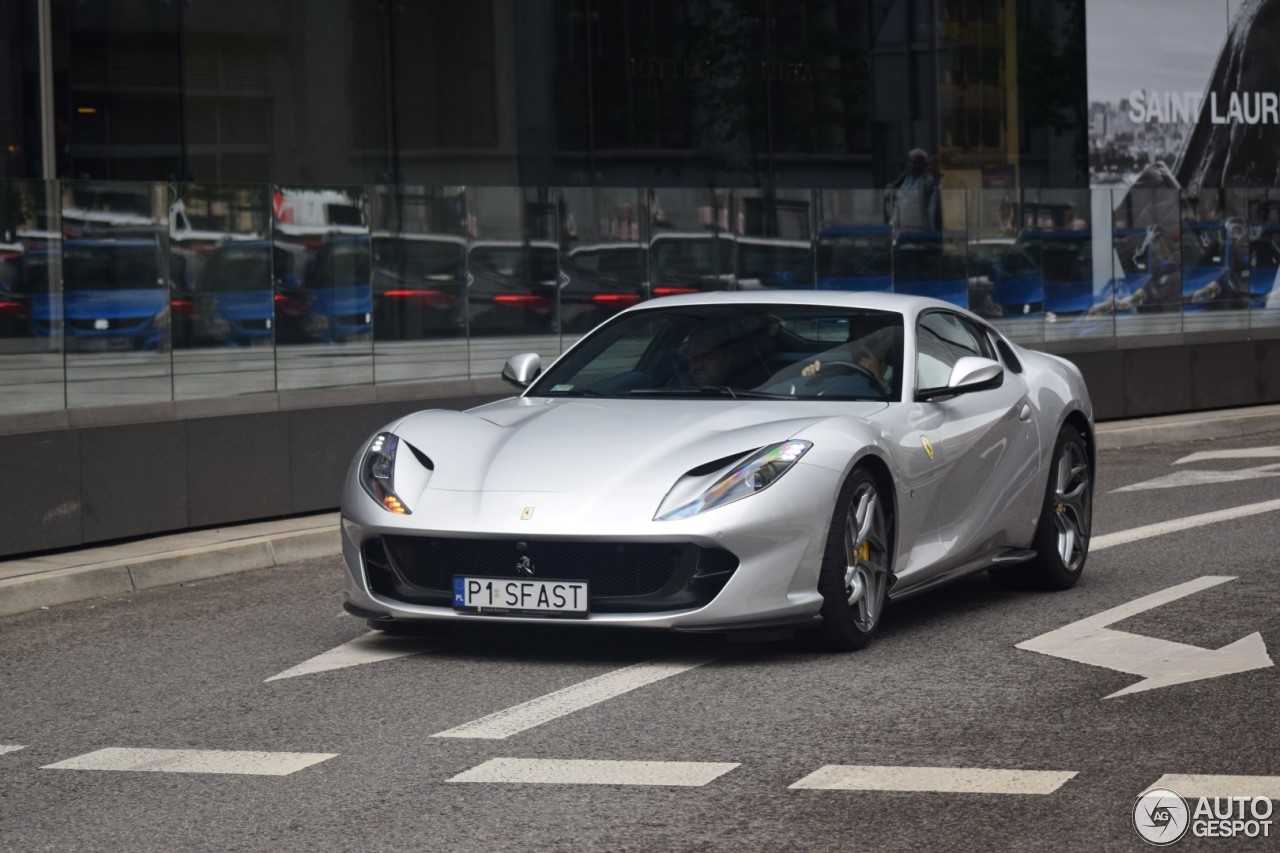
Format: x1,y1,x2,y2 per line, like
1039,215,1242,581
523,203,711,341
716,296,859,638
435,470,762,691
991,424,1092,590
814,467,894,651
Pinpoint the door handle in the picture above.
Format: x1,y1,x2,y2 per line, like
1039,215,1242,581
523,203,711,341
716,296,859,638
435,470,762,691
1018,403,1032,422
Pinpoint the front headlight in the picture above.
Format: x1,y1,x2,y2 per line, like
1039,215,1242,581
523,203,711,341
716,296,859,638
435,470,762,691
656,440,812,520
360,432,411,514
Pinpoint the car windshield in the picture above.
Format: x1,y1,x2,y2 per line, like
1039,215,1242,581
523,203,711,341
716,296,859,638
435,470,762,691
63,244,162,291
204,245,272,292
527,303,904,402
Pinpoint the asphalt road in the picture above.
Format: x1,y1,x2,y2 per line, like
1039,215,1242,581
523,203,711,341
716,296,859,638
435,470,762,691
2,430,1278,851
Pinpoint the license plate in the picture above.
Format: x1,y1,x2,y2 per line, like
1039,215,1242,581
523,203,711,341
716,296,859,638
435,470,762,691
78,336,131,352
453,576,589,618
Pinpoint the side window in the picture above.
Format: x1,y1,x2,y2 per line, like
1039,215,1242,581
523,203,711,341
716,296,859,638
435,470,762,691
992,334,1024,374
916,312,992,389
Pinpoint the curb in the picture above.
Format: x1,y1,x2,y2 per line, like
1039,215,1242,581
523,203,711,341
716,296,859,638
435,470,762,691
0,525,339,619
1095,404,1280,451
2,405,1277,621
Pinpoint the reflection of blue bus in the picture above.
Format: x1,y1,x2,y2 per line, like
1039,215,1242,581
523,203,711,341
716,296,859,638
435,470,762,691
815,226,892,292
891,231,968,308
736,237,813,289
32,238,169,351
198,241,276,345
1016,230,1093,314
968,238,1042,315
302,235,373,342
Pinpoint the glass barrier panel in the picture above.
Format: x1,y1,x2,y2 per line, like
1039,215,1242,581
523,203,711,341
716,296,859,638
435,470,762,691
555,187,646,340
887,187,966,310
813,188,893,295
647,188,737,295
170,183,275,399
1025,188,1108,343
61,180,174,409
1247,189,1280,332
1180,189,1251,335
967,188,1042,342
1108,183,1183,338
732,188,815,291
370,185,469,385
0,180,65,415
466,187,561,381
272,184,374,391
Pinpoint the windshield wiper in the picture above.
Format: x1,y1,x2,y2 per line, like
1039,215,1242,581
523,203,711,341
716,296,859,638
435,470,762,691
630,386,793,400
548,388,615,397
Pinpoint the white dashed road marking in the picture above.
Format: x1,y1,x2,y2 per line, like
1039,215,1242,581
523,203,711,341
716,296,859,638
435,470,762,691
1091,498,1280,550
42,748,337,776
265,631,450,682
1147,774,1280,800
0,745,26,757
448,758,739,787
789,765,1078,795
431,653,723,740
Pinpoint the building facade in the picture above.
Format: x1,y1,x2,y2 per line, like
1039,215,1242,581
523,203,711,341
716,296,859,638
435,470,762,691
1,0,1277,556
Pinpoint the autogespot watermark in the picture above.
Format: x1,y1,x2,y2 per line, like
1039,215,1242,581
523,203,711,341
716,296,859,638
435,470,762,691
1134,787,1274,845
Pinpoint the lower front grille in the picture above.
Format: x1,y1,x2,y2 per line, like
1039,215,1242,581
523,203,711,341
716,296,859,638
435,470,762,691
365,535,739,613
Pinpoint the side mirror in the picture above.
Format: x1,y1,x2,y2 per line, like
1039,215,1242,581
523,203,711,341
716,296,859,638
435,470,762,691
917,356,1004,401
947,356,1003,392
502,352,542,388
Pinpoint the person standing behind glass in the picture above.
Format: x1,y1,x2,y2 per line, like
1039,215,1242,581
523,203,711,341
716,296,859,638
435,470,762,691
889,149,939,234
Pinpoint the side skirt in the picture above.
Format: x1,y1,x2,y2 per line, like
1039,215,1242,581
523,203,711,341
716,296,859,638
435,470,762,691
887,547,1037,601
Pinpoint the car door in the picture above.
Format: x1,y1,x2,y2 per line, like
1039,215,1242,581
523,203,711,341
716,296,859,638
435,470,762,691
902,310,1041,586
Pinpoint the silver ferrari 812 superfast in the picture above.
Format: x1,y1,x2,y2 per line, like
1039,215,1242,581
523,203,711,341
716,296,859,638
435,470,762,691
340,292,1094,650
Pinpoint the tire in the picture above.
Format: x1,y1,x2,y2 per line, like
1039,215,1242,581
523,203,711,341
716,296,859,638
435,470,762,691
814,466,894,651
990,424,1092,591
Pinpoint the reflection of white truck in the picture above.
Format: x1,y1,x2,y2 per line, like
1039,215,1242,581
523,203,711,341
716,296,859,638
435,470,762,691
272,189,366,239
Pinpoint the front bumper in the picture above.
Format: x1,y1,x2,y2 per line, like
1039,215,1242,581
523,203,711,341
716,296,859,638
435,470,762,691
339,461,841,631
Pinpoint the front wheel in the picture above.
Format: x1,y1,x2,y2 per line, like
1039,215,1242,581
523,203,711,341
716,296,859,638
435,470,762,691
814,467,894,651
991,424,1092,590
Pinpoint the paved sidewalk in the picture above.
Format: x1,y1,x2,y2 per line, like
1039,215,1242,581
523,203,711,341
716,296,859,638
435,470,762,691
2,403,1278,619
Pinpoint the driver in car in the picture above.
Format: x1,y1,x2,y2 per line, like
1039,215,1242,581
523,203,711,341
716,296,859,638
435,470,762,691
800,325,902,388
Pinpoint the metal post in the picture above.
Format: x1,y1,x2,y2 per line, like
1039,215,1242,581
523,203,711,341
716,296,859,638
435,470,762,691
37,0,56,179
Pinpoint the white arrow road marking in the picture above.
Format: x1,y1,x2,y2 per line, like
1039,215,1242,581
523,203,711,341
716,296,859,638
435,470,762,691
1113,464,1280,492
265,631,451,682
1146,774,1280,800
1017,576,1274,698
432,654,723,740
448,758,739,787
1115,446,1280,492
1090,498,1280,551
789,765,1078,795
1175,446,1280,465
0,745,26,757
42,748,337,776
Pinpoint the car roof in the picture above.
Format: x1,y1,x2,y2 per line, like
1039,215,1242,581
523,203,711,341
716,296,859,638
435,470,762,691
620,288,970,321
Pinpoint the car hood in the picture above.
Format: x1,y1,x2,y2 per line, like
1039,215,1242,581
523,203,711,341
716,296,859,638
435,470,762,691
392,397,888,496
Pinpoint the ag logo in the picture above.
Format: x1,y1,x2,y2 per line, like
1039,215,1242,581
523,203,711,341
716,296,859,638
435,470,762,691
1133,787,1189,846
920,436,935,461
